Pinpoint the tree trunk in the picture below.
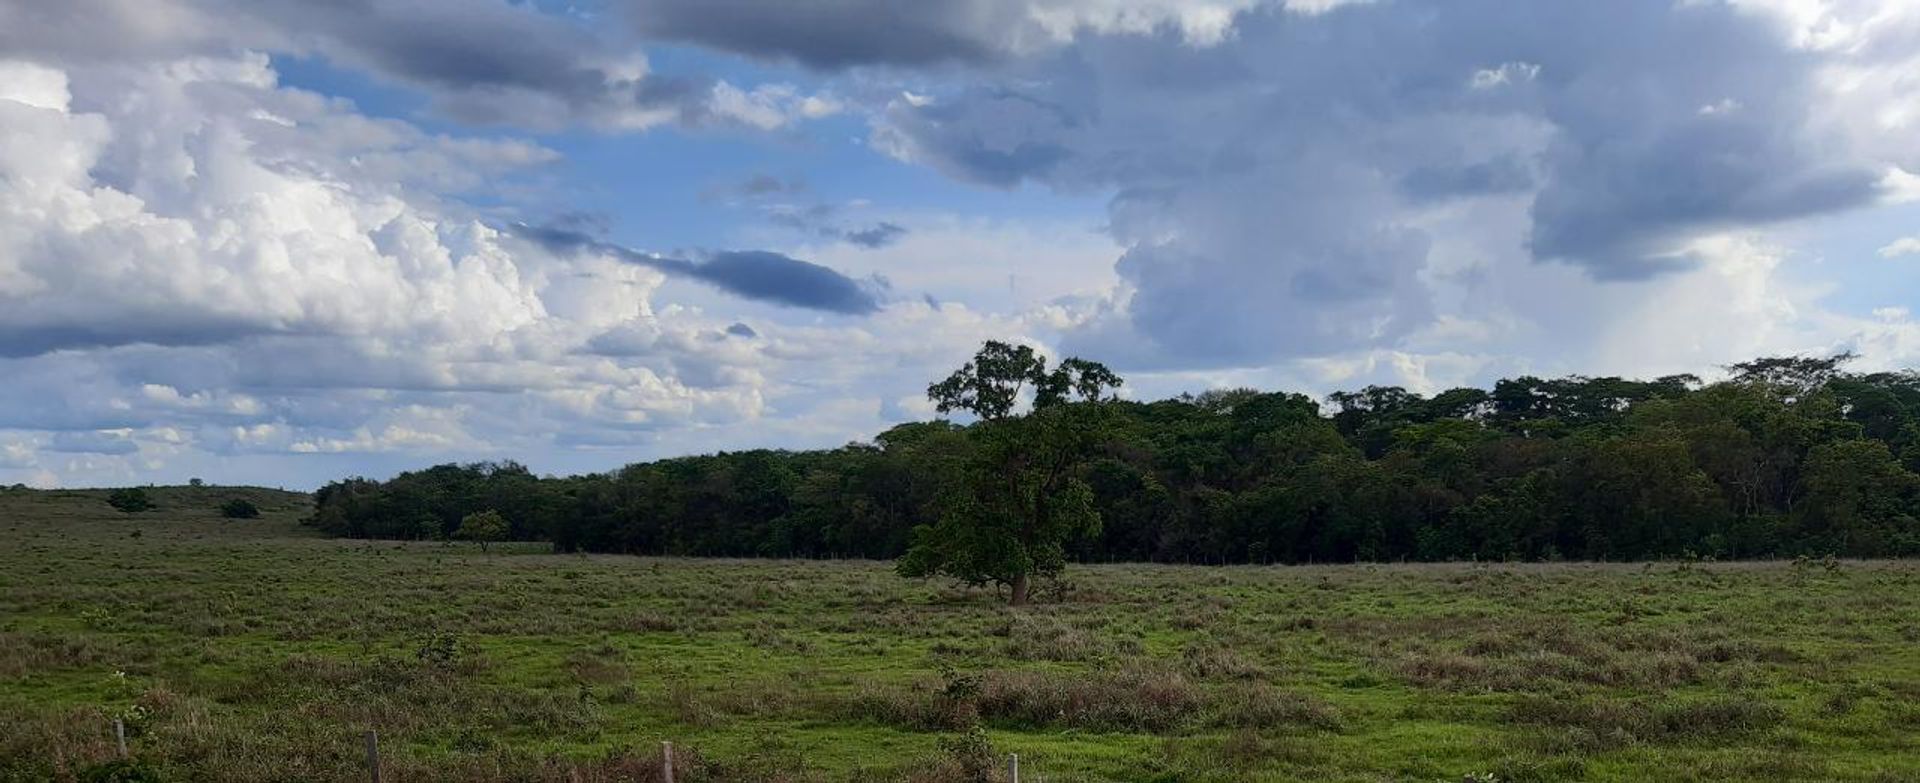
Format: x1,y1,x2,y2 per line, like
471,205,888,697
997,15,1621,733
1008,572,1030,606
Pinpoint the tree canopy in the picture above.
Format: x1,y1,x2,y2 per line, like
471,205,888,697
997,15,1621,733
456,509,510,552
901,343,1124,603
307,351,1920,595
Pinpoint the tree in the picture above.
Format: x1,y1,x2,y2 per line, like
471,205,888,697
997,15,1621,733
1728,352,1855,401
926,340,1122,421
901,341,1123,605
106,488,153,513
220,498,261,519
456,509,510,552
1796,440,1920,556
304,351,1920,564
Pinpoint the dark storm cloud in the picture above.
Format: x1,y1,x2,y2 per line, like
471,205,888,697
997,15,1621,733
0,0,731,131
694,251,882,313
875,0,1890,366
254,0,719,129
623,0,1012,69
877,89,1080,187
1401,156,1535,202
509,224,882,315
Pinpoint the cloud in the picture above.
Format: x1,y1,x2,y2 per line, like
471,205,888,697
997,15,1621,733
0,439,37,469
704,174,807,203
7,0,1920,490
691,251,884,314
0,0,834,133
508,224,883,314
48,430,140,455
1400,156,1535,202
0,55,574,359
843,222,909,248
871,0,1905,366
711,184,913,249
765,205,910,248
623,0,1283,69
0,52,806,480
1880,237,1920,258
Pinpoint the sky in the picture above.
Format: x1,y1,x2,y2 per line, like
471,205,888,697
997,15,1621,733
3,0,1920,489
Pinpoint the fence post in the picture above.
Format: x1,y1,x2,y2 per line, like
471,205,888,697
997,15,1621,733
364,730,381,783
1008,752,1019,783
661,740,675,783
113,719,127,759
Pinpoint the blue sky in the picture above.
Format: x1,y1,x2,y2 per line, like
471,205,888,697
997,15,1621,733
2,0,1919,489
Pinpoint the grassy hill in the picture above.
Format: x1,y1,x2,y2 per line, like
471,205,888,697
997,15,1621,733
1,495,1916,782
0,484,312,529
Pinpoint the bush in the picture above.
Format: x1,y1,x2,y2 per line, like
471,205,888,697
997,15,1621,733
78,759,165,783
219,498,260,519
456,509,510,552
106,488,153,513
975,666,1199,732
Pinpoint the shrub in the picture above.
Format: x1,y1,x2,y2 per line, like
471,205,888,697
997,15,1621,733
1210,684,1343,731
976,666,1199,732
456,509,510,552
78,759,165,783
106,488,153,513
219,498,260,519
1507,695,1784,747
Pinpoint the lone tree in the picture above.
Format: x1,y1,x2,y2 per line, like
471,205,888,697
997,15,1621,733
456,509,510,552
898,341,1123,605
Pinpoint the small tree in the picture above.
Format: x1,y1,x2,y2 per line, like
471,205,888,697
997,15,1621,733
220,498,260,519
899,340,1122,605
456,509,510,552
106,488,153,513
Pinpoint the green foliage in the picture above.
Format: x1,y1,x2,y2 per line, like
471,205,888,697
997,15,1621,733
305,351,1920,569
455,509,510,551
415,631,464,668
903,343,1125,604
78,759,165,783
106,487,153,513
218,498,259,519
926,339,1123,420
898,406,1111,604
933,725,998,783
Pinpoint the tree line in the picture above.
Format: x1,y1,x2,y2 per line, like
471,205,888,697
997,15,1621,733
308,348,1920,575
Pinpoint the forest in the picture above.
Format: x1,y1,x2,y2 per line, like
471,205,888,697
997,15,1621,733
306,352,1920,564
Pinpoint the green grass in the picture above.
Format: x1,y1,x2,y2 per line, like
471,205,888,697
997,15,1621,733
2,486,1917,782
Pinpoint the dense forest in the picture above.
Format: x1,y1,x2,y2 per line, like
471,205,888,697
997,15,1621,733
307,353,1920,563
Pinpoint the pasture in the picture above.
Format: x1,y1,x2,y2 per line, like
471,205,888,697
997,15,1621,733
2,487,1916,782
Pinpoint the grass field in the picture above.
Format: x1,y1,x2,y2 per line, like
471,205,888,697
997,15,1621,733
2,487,1917,782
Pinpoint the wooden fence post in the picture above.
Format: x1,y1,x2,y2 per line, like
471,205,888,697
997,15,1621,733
661,740,675,783
1008,752,1019,783
364,730,381,783
113,719,127,759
